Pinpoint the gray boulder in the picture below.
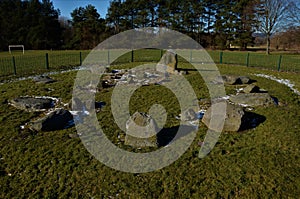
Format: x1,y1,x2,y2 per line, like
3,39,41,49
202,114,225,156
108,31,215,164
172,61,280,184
10,97,55,112
29,109,73,131
229,93,275,107
202,101,245,132
125,112,159,147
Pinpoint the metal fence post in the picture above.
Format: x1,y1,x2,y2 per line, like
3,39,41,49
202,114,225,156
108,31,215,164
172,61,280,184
277,55,282,71
45,53,49,69
12,56,16,75
108,50,110,65
79,52,82,65
246,53,250,67
131,50,134,62
220,51,223,64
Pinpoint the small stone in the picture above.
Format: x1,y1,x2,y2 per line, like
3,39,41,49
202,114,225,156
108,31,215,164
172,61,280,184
215,75,252,85
243,84,260,93
33,75,56,84
239,76,251,84
216,75,239,85
181,108,197,121
179,70,187,75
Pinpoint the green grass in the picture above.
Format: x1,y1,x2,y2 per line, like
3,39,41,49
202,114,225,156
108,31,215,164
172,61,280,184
0,60,300,198
0,50,90,79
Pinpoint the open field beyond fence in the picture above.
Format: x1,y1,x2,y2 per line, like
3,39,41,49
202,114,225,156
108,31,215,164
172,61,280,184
0,49,299,80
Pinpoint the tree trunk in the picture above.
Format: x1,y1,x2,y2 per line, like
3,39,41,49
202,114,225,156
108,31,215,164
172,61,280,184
266,34,270,55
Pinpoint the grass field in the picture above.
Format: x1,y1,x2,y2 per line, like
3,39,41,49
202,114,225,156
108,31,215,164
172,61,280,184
0,49,299,80
0,57,300,198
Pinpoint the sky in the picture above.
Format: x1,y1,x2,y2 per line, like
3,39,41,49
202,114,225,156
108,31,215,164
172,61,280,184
52,0,111,19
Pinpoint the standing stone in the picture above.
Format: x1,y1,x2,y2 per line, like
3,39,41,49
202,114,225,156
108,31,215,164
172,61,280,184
202,101,245,132
125,112,159,147
156,50,178,74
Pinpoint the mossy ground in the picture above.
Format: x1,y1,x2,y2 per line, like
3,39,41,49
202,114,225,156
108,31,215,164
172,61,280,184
0,62,299,198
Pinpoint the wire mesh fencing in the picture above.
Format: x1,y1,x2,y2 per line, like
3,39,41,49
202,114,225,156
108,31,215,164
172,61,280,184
0,50,299,80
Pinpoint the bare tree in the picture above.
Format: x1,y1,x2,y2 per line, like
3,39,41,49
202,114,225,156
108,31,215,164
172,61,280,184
289,0,300,24
256,0,293,54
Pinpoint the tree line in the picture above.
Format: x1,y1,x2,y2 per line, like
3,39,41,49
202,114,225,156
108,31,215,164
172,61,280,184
0,0,299,53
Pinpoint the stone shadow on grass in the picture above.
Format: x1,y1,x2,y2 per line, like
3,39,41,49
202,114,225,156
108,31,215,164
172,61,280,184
239,112,266,132
157,125,197,147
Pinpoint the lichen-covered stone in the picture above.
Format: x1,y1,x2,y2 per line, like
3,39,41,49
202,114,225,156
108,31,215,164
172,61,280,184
125,112,159,147
229,93,275,107
202,101,245,132
10,97,55,112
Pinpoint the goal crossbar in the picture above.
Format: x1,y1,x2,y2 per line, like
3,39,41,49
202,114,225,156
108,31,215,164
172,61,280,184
9,45,24,54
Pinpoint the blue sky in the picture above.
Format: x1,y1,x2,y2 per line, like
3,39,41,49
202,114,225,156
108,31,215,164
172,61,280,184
52,0,110,19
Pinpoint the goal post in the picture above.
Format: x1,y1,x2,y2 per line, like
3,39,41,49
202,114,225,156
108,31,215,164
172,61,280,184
9,45,25,54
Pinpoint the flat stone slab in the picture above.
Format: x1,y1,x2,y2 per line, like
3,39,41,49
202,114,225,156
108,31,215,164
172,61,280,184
229,93,275,107
29,109,74,131
9,96,56,112
125,135,158,148
215,75,252,85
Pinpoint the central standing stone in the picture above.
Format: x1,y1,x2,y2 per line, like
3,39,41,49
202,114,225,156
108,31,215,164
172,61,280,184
156,50,178,74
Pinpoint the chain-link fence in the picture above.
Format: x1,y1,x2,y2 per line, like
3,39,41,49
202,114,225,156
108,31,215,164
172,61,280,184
0,50,299,79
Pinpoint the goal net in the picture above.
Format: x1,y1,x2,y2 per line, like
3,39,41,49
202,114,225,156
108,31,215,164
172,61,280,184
9,45,25,54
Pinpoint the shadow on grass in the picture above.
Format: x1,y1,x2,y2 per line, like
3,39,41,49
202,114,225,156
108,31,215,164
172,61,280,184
239,111,266,132
177,67,217,72
157,125,197,147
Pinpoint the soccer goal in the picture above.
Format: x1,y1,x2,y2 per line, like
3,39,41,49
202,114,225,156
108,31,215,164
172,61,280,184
9,45,25,54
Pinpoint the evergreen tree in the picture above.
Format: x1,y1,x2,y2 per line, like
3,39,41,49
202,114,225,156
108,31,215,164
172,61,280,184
0,0,62,50
234,0,258,50
70,5,106,49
